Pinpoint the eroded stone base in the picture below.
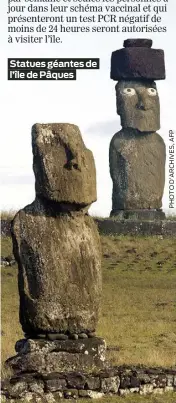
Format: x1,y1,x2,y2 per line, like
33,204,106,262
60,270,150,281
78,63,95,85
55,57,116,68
6,337,106,374
110,209,166,221
96,219,176,237
1,366,176,401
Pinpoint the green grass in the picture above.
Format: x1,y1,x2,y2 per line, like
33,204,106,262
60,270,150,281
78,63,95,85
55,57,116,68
77,396,176,403
1,234,176,402
4,394,176,403
99,235,176,367
1,236,14,257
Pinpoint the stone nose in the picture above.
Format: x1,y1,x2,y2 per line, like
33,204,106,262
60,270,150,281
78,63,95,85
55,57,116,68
64,156,81,171
136,95,146,111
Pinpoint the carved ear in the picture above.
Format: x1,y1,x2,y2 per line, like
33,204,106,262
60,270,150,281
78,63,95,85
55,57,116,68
115,83,121,116
116,96,121,116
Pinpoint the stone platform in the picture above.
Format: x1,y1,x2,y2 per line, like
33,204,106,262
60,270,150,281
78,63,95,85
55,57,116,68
1,364,176,401
110,209,166,221
6,337,106,375
96,218,176,237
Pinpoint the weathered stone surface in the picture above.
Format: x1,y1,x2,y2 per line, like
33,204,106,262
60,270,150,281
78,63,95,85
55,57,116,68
11,200,102,334
15,339,27,353
45,378,67,392
47,334,68,341
120,375,131,389
109,40,166,218
110,210,166,220
130,387,140,393
78,333,88,339
1,258,9,267
78,390,104,398
101,376,120,393
3,217,176,240
130,375,140,388
109,129,165,211
150,374,167,388
166,374,174,386
96,218,176,237
1,255,16,267
136,372,151,384
14,337,106,356
6,381,28,398
88,332,96,338
111,39,165,81
99,367,119,379
124,39,152,48
2,365,176,400
6,375,44,397
66,373,86,389
139,384,154,395
6,338,106,374
7,351,102,374
52,392,63,400
63,389,78,399
22,392,39,402
119,388,130,396
85,375,101,390
70,334,79,340
32,123,96,205
173,375,176,386
27,380,44,394
115,81,160,132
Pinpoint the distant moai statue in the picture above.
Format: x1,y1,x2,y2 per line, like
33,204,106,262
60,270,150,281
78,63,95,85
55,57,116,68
7,124,105,377
109,39,166,220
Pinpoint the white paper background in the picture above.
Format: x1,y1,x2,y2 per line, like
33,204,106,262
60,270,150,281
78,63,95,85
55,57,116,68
1,0,176,216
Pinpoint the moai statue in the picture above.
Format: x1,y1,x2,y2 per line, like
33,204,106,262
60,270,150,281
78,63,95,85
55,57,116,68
109,39,166,220
7,124,105,377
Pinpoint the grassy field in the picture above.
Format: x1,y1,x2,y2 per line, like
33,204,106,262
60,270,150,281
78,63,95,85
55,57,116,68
1,395,176,403
3,394,176,403
72,396,176,403
1,233,176,403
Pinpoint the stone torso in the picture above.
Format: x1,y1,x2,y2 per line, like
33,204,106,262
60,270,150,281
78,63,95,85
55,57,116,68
109,128,166,211
11,123,102,337
12,197,101,335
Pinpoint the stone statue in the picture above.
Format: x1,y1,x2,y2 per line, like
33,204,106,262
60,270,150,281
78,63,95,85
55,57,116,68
109,39,166,220
11,123,102,336
7,124,105,375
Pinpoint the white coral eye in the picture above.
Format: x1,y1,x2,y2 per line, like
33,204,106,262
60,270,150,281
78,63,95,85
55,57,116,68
147,88,157,96
122,88,136,96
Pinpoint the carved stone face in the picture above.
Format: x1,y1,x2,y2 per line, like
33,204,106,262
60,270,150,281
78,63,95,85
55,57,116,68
116,80,160,132
32,123,97,205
